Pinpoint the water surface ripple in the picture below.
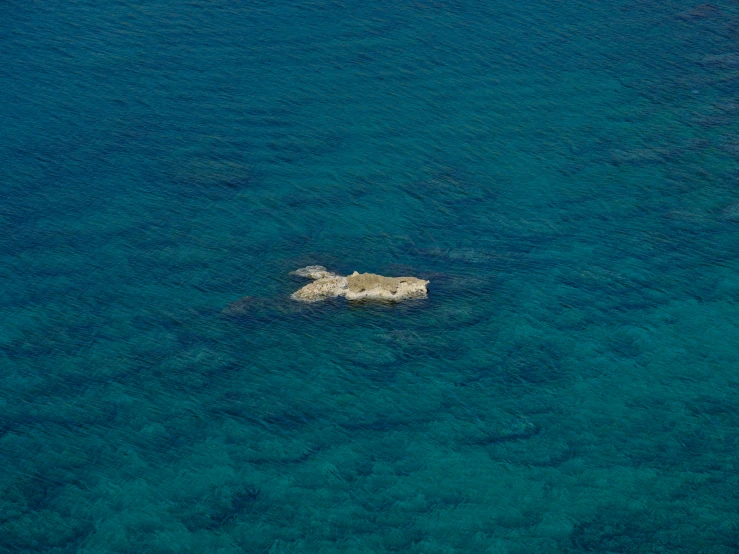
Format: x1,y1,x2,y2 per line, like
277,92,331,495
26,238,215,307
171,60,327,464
2,0,739,552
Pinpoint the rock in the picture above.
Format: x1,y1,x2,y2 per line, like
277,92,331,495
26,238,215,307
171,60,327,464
493,418,538,442
221,296,261,316
345,271,429,301
608,147,670,164
291,276,348,302
290,268,429,302
221,296,307,322
290,265,336,280
677,3,720,20
465,416,539,445
701,53,739,68
723,203,739,221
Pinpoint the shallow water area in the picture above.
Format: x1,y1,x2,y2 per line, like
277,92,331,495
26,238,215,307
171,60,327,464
2,0,739,552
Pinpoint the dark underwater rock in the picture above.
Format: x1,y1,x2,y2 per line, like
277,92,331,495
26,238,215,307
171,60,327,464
608,147,670,165
221,296,268,316
676,3,721,20
464,416,539,445
701,53,739,68
694,114,731,128
723,203,739,221
221,296,308,323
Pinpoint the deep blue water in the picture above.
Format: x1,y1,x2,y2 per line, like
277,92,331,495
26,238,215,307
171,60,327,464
2,0,739,552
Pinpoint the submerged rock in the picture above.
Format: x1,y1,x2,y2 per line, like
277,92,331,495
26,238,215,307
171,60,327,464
701,53,739,68
221,295,307,322
290,265,336,280
723,203,739,221
492,418,539,442
290,267,429,302
677,3,720,20
221,296,262,316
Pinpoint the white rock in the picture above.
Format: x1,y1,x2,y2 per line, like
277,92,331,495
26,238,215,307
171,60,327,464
290,269,428,302
291,276,348,302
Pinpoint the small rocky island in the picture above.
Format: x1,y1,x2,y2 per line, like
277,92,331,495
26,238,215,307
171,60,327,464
290,266,429,302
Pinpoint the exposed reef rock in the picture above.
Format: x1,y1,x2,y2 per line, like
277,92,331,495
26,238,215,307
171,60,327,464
345,272,429,301
290,267,429,302
291,276,348,302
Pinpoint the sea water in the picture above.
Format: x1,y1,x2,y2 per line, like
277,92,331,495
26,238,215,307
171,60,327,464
2,0,739,552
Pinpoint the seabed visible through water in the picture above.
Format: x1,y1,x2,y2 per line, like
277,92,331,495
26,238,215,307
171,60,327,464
2,0,739,552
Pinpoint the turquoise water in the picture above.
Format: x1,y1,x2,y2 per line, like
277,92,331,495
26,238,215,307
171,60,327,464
2,0,739,551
